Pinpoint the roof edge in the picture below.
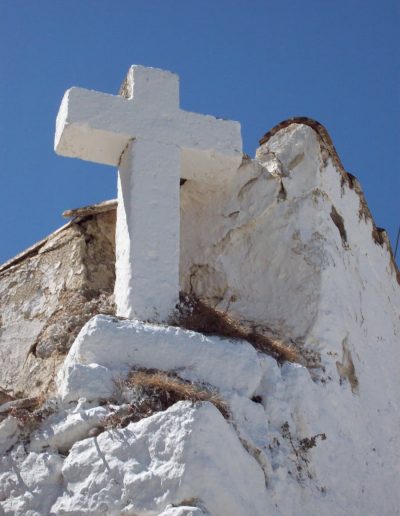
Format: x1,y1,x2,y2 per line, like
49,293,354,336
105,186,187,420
0,199,118,275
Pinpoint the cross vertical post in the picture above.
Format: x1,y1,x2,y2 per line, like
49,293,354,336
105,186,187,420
115,139,180,321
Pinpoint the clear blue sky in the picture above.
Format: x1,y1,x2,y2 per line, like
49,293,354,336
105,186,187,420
0,0,398,264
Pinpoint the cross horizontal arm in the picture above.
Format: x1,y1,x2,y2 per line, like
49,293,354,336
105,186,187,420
55,87,242,175
175,111,242,158
55,88,133,166
177,111,242,182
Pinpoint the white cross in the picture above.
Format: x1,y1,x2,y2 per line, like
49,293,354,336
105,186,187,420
55,65,242,322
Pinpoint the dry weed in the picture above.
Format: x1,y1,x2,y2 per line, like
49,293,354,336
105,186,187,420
127,370,229,418
102,369,229,430
3,396,56,443
173,294,300,364
281,421,327,483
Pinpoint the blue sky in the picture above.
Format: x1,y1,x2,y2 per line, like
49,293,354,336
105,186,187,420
0,0,398,264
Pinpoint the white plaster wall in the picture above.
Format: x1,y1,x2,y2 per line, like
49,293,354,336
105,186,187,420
180,129,325,342
180,125,400,361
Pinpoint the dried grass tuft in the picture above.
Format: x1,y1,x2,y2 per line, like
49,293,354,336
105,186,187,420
173,294,300,364
127,370,229,418
102,369,230,430
1,395,56,442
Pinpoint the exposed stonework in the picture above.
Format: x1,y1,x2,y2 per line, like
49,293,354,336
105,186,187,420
0,207,116,397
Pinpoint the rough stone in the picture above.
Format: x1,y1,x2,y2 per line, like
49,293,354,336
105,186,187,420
0,417,19,455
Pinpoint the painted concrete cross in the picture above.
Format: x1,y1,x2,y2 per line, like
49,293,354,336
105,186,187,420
55,65,242,322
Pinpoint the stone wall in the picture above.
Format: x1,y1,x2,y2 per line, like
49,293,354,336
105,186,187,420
0,206,116,397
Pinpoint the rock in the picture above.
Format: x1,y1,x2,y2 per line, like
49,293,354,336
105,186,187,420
0,389,14,405
0,417,19,455
57,362,115,404
180,123,399,371
51,402,270,516
30,404,109,453
0,449,63,515
158,506,208,516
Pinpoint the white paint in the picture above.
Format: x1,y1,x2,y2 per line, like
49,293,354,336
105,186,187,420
158,506,207,516
55,65,242,321
0,448,64,515
181,124,400,352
